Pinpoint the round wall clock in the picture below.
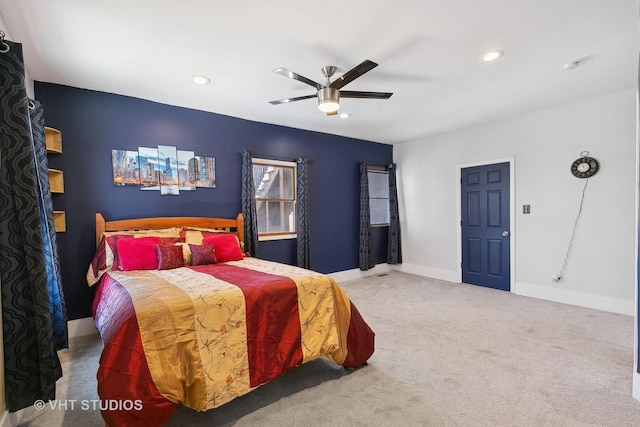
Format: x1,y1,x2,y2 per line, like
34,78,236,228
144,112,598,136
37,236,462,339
570,152,599,178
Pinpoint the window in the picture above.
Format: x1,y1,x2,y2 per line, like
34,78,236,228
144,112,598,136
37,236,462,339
368,167,389,226
253,159,296,239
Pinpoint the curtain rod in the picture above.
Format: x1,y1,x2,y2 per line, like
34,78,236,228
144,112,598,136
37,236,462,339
363,163,394,171
244,151,313,164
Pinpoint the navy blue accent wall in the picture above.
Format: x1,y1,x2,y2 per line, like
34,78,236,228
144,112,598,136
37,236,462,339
35,83,392,320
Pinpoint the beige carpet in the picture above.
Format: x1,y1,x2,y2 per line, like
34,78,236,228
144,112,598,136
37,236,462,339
15,272,640,426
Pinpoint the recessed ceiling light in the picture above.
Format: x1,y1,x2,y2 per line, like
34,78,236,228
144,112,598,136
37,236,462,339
339,112,351,119
192,75,210,85
482,50,504,62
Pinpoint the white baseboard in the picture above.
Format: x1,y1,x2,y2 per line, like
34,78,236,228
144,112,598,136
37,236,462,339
634,372,640,402
514,281,634,316
328,263,393,283
380,264,633,316
67,317,98,339
392,263,460,283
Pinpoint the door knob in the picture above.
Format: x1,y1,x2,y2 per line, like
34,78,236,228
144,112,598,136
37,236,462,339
502,231,510,237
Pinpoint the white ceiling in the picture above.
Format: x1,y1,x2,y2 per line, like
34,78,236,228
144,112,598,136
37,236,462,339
0,0,637,145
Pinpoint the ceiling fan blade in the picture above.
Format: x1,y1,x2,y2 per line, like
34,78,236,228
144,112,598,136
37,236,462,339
330,60,378,90
340,91,393,99
273,67,323,90
269,94,317,105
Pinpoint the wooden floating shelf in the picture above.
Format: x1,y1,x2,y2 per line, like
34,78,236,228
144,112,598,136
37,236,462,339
53,211,66,232
48,169,64,193
46,128,64,232
45,127,62,154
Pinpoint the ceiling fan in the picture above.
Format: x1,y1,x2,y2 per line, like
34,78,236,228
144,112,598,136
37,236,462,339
269,60,393,116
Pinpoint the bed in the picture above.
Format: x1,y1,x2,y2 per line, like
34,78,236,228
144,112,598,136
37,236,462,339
88,213,375,426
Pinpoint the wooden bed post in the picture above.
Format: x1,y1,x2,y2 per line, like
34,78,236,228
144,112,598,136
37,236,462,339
96,213,106,248
236,213,245,248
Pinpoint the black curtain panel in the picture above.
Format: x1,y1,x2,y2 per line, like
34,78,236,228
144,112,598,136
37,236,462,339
296,158,310,269
30,100,68,349
240,149,259,257
387,163,402,265
0,37,65,412
359,162,375,270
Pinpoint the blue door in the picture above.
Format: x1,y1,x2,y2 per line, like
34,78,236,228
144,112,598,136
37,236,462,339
461,162,510,291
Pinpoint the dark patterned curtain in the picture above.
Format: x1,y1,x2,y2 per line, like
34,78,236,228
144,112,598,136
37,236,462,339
359,162,375,270
241,149,259,257
387,163,402,264
30,100,68,348
296,158,310,269
0,36,65,412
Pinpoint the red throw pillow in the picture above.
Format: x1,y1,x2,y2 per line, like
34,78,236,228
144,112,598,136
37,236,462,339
116,237,162,271
104,234,135,270
189,244,217,266
202,234,243,263
156,244,185,270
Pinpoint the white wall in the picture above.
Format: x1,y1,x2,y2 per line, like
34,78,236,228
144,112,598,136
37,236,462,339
394,89,636,315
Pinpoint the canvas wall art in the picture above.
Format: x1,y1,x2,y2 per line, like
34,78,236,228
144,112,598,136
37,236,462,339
112,146,216,194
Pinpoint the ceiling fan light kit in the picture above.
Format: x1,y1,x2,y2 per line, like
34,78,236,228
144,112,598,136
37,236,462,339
318,87,340,112
270,59,392,115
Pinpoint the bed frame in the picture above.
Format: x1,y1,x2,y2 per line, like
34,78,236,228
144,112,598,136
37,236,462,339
95,212,245,249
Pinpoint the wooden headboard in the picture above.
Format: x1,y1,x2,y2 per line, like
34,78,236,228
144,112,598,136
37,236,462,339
95,213,245,249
